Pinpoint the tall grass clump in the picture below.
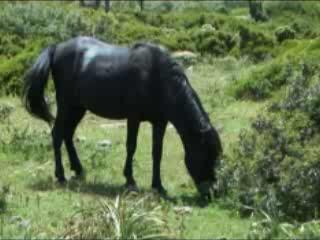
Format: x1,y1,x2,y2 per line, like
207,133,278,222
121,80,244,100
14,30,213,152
0,124,52,163
64,194,171,239
0,103,14,122
0,185,10,214
248,214,320,239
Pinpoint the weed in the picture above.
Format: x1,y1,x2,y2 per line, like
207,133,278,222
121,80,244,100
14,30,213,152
248,213,320,239
0,185,10,214
63,194,171,239
275,26,296,43
0,103,14,122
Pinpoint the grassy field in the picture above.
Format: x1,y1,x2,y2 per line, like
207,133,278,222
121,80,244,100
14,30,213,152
0,58,260,238
1,1,320,238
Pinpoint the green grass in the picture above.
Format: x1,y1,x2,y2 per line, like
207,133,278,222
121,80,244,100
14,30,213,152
2,1,320,238
0,60,257,239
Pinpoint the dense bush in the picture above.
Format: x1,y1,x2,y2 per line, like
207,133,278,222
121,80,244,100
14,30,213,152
0,103,14,122
218,63,320,222
238,25,274,62
230,38,320,100
265,1,320,39
0,38,49,95
229,61,291,100
275,26,295,43
248,218,320,239
0,3,90,41
192,24,236,56
0,34,27,58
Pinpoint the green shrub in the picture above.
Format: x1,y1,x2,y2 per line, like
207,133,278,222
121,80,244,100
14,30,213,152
0,34,27,57
230,38,320,100
114,22,160,44
0,38,48,95
220,63,320,221
265,1,320,39
0,103,14,122
248,217,320,239
239,25,274,62
265,1,320,19
275,26,295,43
0,2,107,41
291,19,320,39
229,61,291,100
192,25,236,56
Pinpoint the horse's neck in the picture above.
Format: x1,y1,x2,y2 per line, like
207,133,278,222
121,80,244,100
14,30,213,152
168,85,211,146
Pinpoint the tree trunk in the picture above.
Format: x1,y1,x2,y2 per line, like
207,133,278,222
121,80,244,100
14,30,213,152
94,0,100,9
139,0,144,11
79,0,101,9
248,0,267,22
105,0,110,12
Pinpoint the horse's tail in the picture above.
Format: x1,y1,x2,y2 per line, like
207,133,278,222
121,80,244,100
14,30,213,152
22,45,56,125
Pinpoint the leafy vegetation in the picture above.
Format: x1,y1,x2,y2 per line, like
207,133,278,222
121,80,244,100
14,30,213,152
63,194,169,239
216,61,320,239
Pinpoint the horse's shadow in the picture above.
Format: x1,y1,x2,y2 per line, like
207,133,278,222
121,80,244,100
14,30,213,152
29,177,140,198
29,177,211,207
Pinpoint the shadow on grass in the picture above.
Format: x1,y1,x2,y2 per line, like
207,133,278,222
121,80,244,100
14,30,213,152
28,177,149,198
166,193,213,208
28,177,211,207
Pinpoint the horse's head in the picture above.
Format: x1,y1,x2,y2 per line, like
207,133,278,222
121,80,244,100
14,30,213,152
184,127,222,198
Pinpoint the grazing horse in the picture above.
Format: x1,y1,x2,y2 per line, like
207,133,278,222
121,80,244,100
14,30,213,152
23,36,222,197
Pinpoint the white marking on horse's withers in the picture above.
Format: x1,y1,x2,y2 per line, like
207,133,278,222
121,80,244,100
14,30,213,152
81,45,115,72
81,47,100,72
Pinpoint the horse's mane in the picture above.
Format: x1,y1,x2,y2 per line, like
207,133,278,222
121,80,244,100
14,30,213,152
130,42,210,133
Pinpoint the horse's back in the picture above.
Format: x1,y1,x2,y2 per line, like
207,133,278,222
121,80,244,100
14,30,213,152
50,37,170,120
53,37,154,120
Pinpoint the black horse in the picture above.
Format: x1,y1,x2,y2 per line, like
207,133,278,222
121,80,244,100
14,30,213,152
23,36,222,196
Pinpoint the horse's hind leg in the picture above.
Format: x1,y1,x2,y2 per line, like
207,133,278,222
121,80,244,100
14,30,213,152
124,119,140,188
52,110,66,183
64,107,86,178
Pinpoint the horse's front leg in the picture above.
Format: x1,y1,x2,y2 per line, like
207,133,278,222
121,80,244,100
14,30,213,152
124,119,140,188
151,121,167,194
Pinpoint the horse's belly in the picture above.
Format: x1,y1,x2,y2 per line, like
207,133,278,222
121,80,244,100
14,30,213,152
87,106,128,120
76,69,152,120
80,96,129,119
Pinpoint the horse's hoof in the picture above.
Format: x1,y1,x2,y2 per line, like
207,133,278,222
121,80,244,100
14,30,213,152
74,170,86,181
57,177,67,185
125,183,138,192
152,186,167,196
